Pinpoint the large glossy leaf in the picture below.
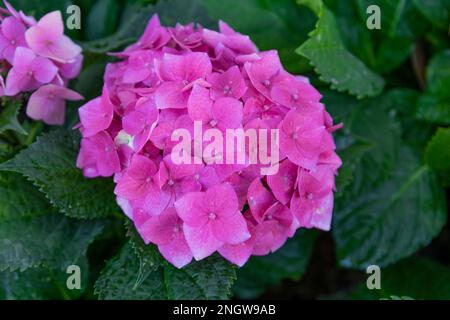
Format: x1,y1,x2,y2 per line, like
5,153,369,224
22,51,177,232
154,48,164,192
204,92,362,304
334,146,447,269
412,0,450,31
416,50,450,124
324,0,422,74
85,0,120,40
349,258,450,299
0,213,104,272
0,172,52,221
0,257,89,300
425,127,450,185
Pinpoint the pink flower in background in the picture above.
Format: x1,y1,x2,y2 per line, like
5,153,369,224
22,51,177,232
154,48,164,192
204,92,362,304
75,15,341,268
0,1,84,126
5,47,57,95
0,16,27,63
25,11,81,63
27,84,83,125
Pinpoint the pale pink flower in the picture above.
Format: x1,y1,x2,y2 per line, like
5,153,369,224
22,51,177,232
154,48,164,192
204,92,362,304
25,11,81,63
0,16,27,63
5,46,57,95
27,84,83,125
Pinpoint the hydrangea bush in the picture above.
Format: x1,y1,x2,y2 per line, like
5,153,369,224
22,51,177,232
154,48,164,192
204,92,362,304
0,0,449,300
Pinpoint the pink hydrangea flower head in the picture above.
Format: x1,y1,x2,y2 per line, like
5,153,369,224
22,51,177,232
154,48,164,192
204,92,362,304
75,15,341,268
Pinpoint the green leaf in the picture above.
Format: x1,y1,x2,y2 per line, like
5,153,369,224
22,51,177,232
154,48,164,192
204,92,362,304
349,258,450,299
94,243,236,300
125,220,163,289
334,146,447,269
0,129,119,219
296,0,385,98
325,0,420,74
233,229,317,299
0,172,52,221
413,0,450,31
326,89,446,270
425,127,450,185
426,50,450,100
94,243,166,300
0,256,89,300
416,50,450,124
0,99,27,135
0,213,104,272
6,0,73,18
416,94,450,125
339,95,402,192
85,0,120,40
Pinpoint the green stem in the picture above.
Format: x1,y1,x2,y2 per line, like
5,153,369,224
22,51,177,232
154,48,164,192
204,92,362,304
25,122,43,145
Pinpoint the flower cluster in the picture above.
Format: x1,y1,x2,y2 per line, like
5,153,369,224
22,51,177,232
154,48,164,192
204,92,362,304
0,1,83,125
76,15,342,268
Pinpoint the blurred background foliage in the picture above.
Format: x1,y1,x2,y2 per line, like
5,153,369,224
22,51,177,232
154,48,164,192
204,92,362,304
0,0,449,300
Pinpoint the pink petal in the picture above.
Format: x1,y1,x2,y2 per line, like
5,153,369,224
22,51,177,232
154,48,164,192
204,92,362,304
36,11,63,41
187,84,212,122
31,57,58,84
183,224,223,260
174,192,208,227
155,81,189,109
79,86,114,137
212,97,243,130
211,211,250,244
247,179,276,221
266,159,297,205
26,87,65,125
5,68,28,95
218,239,253,267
